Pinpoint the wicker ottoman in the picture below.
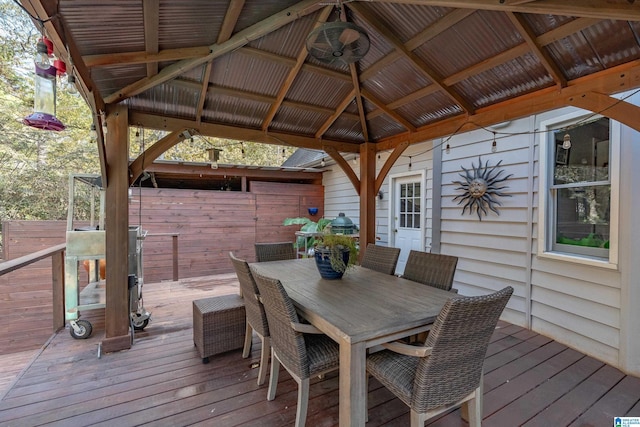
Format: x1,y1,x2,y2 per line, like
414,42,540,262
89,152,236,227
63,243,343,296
193,294,246,363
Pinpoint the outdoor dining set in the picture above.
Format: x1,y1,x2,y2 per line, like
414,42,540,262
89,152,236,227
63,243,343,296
192,242,512,427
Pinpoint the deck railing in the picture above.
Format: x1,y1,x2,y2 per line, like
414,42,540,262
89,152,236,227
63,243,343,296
0,243,67,332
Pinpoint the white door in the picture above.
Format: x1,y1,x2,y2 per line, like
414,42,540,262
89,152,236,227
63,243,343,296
391,174,424,275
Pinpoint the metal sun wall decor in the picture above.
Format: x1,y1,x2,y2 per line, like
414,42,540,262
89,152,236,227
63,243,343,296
452,156,513,221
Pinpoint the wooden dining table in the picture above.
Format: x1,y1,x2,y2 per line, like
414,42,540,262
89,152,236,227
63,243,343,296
249,257,455,427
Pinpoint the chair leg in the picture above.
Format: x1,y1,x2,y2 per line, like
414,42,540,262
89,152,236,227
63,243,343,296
465,387,482,427
410,410,425,427
257,335,270,386
242,322,253,358
267,348,280,401
295,378,310,427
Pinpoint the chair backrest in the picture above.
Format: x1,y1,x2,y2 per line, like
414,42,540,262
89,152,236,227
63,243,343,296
402,250,458,291
251,269,310,378
229,252,269,337
360,243,401,275
412,286,513,412
255,242,296,262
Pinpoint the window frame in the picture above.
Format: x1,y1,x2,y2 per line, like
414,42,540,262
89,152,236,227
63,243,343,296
537,111,620,269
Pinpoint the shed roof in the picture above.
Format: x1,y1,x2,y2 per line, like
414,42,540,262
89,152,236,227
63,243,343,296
22,1,640,155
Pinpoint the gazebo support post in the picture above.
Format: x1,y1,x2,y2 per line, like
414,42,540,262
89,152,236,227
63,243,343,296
359,142,376,255
101,104,132,353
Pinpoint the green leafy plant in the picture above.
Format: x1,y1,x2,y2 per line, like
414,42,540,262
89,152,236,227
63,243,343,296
313,233,359,273
283,217,332,251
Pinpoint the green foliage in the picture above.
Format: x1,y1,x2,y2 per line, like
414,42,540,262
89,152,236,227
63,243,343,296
283,216,332,250
0,0,97,229
314,234,359,273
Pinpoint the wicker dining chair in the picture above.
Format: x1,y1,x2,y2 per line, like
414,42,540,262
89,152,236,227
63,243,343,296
403,250,458,291
360,243,401,275
250,269,340,427
255,242,296,262
366,286,513,427
229,252,271,386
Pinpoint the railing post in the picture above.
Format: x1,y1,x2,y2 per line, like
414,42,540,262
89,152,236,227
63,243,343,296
51,250,65,331
172,234,179,281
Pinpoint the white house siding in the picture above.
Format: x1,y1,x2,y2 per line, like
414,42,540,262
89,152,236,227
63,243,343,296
320,98,640,374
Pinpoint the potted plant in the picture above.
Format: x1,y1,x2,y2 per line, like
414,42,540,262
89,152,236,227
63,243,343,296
283,216,332,256
313,233,359,280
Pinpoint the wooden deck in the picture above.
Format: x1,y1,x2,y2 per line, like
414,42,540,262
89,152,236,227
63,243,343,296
0,274,639,426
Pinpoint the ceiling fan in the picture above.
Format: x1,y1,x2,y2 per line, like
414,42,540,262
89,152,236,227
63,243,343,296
305,20,370,66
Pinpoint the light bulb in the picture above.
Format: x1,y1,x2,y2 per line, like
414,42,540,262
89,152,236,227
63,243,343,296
66,74,78,95
491,139,497,153
135,129,140,143
562,133,571,150
35,39,50,69
102,120,108,136
445,143,450,154
89,124,97,141
353,156,358,165
320,158,325,167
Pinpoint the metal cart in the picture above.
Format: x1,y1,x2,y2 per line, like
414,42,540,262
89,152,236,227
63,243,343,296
64,174,151,339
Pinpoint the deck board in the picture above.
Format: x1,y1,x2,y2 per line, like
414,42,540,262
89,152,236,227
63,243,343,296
0,274,639,426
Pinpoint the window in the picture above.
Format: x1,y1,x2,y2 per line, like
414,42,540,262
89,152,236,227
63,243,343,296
399,182,421,229
539,113,618,264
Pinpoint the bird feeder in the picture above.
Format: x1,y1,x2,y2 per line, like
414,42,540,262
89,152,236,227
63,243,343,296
23,63,65,131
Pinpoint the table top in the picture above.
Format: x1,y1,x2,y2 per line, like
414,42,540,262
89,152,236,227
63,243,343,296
249,258,454,345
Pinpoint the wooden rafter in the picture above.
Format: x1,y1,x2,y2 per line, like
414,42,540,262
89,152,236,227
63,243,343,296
324,146,361,194
404,8,475,50
262,6,333,131
566,91,640,134
361,89,416,132
129,111,361,153
194,1,244,124
143,0,159,77
104,0,324,104
129,129,193,185
506,12,567,87
316,89,357,139
348,2,475,114
375,141,410,192
376,60,640,151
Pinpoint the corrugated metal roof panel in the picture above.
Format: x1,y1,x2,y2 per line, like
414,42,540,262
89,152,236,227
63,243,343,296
325,116,365,143
210,52,290,97
130,82,199,119
248,13,316,58
287,70,353,109
270,105,327,136
92,64,147,98
363,2,453,44
367,114,407,141
397,92,462,127
60,1,144,55
454,53,554,108
364,57,431,104
235,0,300,31
417,10,522,78
158,1,226,48
521,13,575,36
203,94,269,129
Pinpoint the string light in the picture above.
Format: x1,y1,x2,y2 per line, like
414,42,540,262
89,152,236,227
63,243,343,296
321,157,325,167
445,143,450,154
100,111,107,135
408,156,412,168
562,133,572,150
491,132,497,153
241,142,245,158
353,155,358,165
66,74,78,95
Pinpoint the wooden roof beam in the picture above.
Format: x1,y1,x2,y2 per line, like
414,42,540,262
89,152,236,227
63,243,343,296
376,59,640,151
316,89,357,139
262,6,333,132
129,111,362,153
129,129,193,185
195,1,244,124
361,89,416,132
349,2,475,114
324,146,361,195
143,0,159,77
507,12,567,88
104,0,324,104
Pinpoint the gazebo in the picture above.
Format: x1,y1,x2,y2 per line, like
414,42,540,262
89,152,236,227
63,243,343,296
19,0,640,353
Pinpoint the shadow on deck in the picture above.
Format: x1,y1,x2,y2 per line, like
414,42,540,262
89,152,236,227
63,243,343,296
0,274,639,426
